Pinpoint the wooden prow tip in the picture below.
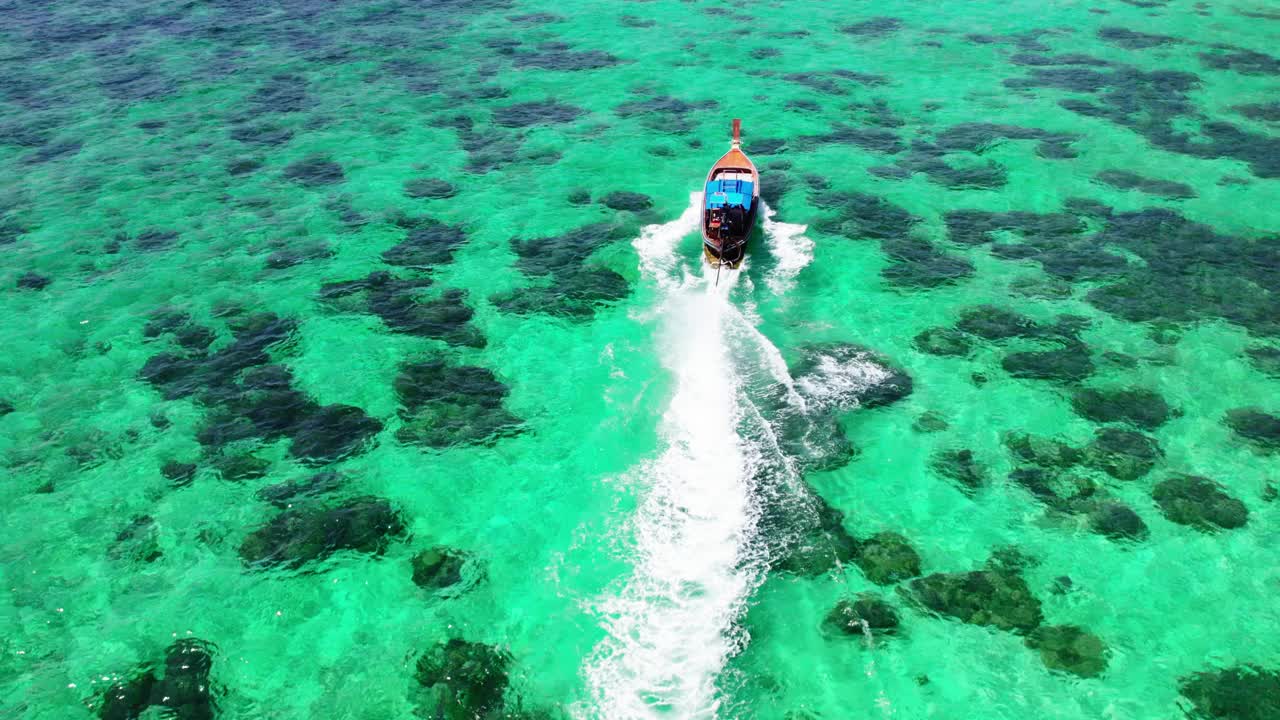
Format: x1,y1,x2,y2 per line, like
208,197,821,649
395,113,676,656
731,118,741,147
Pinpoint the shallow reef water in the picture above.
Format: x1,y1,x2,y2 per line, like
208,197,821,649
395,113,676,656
1,0,1278,719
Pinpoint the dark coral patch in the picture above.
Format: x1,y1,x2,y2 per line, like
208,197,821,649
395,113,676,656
1095,170,1195,198
283,155,345,186
239,496,406,569
792,342,913,411
214,454,270,481
289,405,383,466
230,121,293,147
255,471,346,508
265,241,333,270
248,73,310,113
1200,47,1280,76
1088,500,1149,540
16,271,50,290
1002,343,1095,382
956,305,1042,340
824,593,900,637
411,547,479,594
411,547,465,590
600,191,652,211
1179,665,1280,720
1224,407,1280,450
492,100,583,127
1070,387,1174,429
796,124,901,153
1008,56,1280,178
161,460,197,486
1025,625,1108,677
384,218,468,268
93,639,217,720
514,48,621,71
934,122,1078,159
135,228,180,251
931,449,985,495
1097,27,1179,49
899,567,1044,633
1234,102,1280,122
913,327,973,357
415,639,511,718
394,359,522,448
1152,475,1248,531
853,531,922,585
1245,346,1280,377
841,17,902,36
404,178,457,199
322,273,484,347
1083,428,1161,480
770,494,860,577
494,223,630,319
879,236,974,288
507,12,563,24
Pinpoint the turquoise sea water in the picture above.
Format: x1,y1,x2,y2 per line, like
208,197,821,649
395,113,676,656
3,1,1280,718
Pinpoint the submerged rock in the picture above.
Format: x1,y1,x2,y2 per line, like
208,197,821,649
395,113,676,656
1224,408,1280,450
382,219,468,267
792,343,913,411
1179,664,1280,720
1082,427,1162,480
289,404,383,465
109,515,162,564
1025,624,1108,677
404,177,457,199
254,471,346,508
1245,346,1280,378
899,568,1044,633
852,531,922,585
239,496,407,569
599,191,653,211
1087,500,1149,541
16,271,50,290
214,454,270,482
410,547,472,591
931,448,986,495
415,639,511,718
913,327,973,357
93,638,217,720
956,305,1041,340
772,495,859,576
912,411,949,433
1005,432,1081,469
161,460,197,486
283,155,345,186
1070,387,1175,430
824,593,900,637
1002,344,1095,382
394,359,523,448
1152,475,1248,531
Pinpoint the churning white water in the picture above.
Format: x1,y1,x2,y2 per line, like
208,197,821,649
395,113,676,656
582,193,818,719
761,202,814,296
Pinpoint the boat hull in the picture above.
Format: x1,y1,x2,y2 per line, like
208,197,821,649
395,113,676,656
701,120,759,269
702,206,756,268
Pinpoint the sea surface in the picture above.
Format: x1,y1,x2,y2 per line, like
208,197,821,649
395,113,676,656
3,1,1280,718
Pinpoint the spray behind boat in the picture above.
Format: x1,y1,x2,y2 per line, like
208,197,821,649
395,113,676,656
702,118,760,274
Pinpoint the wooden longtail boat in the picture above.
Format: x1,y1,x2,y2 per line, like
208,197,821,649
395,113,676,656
701,118,759,268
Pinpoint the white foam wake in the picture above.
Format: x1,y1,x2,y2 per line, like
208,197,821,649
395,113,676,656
582,194,766,720
760,203,814,295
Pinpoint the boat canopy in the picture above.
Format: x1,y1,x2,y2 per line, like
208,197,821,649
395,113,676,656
705,178,754,210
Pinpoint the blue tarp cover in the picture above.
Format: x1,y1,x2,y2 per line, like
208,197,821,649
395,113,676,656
705,179,754,209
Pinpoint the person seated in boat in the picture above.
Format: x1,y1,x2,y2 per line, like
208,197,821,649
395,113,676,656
708,207,724,232
723,205,747,237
